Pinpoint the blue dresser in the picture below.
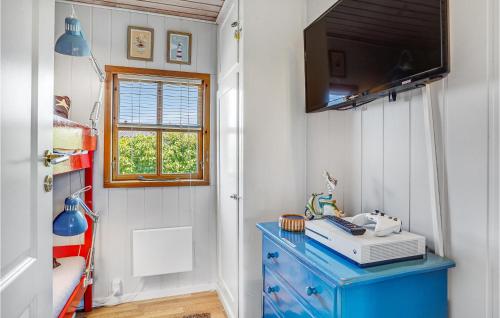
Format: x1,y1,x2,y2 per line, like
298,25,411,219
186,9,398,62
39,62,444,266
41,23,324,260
257,222,455,318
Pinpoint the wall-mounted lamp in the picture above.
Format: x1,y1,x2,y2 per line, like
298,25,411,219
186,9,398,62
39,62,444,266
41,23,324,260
55,7,104,135
53,186,99,286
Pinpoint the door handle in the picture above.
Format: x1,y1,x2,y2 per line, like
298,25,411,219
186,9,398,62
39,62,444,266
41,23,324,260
230,194,240,200
43,150,69,167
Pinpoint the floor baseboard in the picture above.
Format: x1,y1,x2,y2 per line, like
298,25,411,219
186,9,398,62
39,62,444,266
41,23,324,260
92,283,217,308
216,282,236,318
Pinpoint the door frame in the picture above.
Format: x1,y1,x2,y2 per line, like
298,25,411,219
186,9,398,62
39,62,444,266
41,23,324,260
216,0,243,317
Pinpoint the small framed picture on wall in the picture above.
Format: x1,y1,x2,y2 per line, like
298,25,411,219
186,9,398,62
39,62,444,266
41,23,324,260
167,31,192,65
127,26,154,61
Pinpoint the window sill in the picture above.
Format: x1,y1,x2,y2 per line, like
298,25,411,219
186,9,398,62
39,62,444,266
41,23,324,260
104,179,210,188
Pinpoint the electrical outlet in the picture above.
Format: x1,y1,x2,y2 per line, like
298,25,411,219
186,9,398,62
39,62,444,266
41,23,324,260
111,278,123,296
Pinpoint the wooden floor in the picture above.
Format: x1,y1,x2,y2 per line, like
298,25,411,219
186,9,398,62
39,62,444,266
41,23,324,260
76,291,227,318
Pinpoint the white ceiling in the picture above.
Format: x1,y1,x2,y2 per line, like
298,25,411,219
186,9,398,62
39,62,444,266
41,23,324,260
67,0,225,22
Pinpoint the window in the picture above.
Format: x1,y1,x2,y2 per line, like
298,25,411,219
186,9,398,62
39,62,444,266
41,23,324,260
104,66,210,187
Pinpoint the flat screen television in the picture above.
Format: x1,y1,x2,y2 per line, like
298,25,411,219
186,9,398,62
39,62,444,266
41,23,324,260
304,0,449,112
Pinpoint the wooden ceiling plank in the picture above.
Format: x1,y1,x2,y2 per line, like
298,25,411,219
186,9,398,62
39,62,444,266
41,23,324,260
152,0,224,8
135,0,221,13
66,0,217,21
104,0,219,17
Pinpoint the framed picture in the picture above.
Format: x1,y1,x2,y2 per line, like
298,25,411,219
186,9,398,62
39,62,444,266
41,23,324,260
167,31,192,65
329,50,346,78
127,26,154,61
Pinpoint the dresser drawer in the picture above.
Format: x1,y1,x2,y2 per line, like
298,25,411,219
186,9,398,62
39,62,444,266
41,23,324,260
263,295,282,318
263,268,314,318
263,236,336,317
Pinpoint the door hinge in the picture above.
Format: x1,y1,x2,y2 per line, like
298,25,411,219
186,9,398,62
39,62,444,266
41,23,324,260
232,21,242,40
230,193,241,200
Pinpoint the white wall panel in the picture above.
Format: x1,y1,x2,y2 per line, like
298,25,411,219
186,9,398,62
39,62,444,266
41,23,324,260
383,91,410,229
305,0,495,317
146,14,166,70
53,2,217,302
361,99,384,212
342,110,362,215
327,111,347,210
70,5,93,123
240,0,308,317
306,112,330,196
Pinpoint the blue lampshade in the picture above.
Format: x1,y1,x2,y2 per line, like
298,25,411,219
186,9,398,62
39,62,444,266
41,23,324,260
53,196,89,236
55,17,90,57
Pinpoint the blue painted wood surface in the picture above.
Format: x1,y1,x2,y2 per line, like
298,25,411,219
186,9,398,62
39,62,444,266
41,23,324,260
257,222,455,318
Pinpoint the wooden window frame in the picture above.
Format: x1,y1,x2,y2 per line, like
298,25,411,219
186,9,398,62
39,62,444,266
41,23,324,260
103,65,210,188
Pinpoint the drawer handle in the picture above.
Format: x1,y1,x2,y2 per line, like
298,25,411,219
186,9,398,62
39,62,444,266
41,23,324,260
306,286,318,296
267,252,279,259
267,285,280,294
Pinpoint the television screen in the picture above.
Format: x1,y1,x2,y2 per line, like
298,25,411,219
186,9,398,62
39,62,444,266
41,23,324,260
304,0,448,112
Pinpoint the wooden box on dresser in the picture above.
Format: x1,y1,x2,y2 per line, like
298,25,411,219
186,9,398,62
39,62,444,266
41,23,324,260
257,222,455,318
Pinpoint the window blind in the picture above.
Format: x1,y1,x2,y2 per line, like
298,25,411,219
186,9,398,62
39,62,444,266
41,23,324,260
117,74,203,129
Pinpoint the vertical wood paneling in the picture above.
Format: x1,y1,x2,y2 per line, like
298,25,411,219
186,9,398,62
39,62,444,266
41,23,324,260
107,189,128,291
142,188,163,291
306,113,330,195
110,10,129,66
146,14,166,70
198,25,217,74
125,188,145,293
327,111,346,209
54,3,217,301
91,6,112,298
54,3,72,96
304,0,493,316
361,100,384,212
161,187,180,290
70,6,93,122
383,92,410,229
193,186,216,284
177,186,195,285
342,110,362,215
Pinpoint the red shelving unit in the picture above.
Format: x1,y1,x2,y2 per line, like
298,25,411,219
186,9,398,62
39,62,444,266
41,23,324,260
52,115,96,317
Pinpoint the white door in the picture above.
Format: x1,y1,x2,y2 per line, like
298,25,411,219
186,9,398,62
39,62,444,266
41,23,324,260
0,0,54,317
217,0,240,317
218,73,239,317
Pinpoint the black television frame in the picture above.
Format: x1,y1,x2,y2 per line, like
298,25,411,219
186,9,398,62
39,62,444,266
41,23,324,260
304,0,450,113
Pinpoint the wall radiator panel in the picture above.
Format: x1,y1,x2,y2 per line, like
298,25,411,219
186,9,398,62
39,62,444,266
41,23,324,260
132,226,193,277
